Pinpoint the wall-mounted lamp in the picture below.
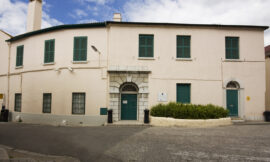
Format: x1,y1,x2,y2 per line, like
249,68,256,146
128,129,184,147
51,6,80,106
91,45,101,67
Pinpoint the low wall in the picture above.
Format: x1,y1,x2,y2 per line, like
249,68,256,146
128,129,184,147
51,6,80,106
10,112,107,126
150,116,232,128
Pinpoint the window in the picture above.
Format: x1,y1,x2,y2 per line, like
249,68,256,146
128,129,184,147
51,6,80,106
44,39,55,63
139,35,154,57
73,37,87,61
16,45,24,67
226,37,239,59
14,93,21,112
72,93,85,114
177,36,191,58
43,93,52,113
177,84,191,103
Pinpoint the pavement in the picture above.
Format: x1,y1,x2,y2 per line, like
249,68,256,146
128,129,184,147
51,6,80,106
0,122,270,162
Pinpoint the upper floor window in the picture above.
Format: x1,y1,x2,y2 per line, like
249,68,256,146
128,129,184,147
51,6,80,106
16,45,24,67
139,34,154,57
44,39,55,63
73,37,87,61
226,37,239,59
177,36,191,58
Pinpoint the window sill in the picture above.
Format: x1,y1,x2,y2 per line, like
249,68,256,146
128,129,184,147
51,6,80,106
138,57,155,60
223,59,243,62
15,66,23,69
72,61,89,64
175,58,192,61
43,62,55,66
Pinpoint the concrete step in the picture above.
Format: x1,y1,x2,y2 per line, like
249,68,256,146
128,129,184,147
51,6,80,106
230,117,245,123
106,121,151,126
0,148,9,160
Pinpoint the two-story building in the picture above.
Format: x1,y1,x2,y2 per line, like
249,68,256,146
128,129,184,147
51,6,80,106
0,0,268,125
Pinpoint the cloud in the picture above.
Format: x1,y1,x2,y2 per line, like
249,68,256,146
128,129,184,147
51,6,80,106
72,9,88,18
77,19,98,24
76,0,114,5
124,0,270,45
0,0,62,36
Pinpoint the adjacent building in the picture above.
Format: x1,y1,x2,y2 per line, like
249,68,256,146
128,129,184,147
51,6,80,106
265,45,270,111
0,0,268,125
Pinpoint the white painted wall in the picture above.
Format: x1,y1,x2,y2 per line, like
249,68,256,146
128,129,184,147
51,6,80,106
4,24,267,120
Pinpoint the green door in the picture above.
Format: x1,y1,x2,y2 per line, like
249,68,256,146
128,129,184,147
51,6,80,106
226,90,238,116
177,84,191,103
121,94,137,120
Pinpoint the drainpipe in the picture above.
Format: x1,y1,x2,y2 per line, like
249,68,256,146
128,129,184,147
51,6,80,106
7,42,11,109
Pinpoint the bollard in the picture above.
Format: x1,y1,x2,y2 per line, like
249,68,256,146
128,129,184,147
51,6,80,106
144,109,150,124
108,109,113,123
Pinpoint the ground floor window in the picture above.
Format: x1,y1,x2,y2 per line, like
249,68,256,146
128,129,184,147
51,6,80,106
177,84,191,103
43,93,52,113
72,93,85,114
14,93,21,112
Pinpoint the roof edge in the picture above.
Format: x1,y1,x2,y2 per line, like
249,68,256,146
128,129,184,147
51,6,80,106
0,30,12,37
6,21,269,42
6,22,106,42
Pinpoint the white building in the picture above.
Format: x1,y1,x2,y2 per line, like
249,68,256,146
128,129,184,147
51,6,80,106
0,0,268,125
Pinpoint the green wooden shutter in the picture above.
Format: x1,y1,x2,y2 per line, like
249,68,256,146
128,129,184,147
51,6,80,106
177,84,191,103
139,35,154,57
44,39,55,63
226,37,239,59
16,45,24,67
73,37,87,61
177,36,190,58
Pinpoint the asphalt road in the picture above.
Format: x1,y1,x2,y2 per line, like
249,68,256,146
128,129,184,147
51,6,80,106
0,123,270,162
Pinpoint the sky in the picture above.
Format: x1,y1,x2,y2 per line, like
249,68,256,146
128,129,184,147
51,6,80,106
0,0,270,45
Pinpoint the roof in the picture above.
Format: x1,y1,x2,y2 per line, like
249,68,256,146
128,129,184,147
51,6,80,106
265,45,270,57
0,30,12,37
6,21,269,42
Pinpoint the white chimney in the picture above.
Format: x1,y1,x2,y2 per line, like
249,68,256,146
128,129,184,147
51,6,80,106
26,0,42,32
113,13,122,22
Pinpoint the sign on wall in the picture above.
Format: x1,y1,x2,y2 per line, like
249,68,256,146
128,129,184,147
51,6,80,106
158,92,167,102
0,94,3,100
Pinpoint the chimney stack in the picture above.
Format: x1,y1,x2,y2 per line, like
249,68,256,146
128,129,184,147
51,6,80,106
26,0,42,32
113,13,122,22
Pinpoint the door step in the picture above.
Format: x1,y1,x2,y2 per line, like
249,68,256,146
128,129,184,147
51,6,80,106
230,117,245,123
105,120,151,126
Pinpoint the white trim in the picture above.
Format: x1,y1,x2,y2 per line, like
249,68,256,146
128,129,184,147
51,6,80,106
15,66,23,69
43,62,55,66
138,57,155,60
175,58,193,61
71,61,89,64
223,59,244,62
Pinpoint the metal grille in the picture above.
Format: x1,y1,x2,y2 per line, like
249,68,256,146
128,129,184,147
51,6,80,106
226,81,240,89
14,93,21,112
72,93,85,114
43,93,51,113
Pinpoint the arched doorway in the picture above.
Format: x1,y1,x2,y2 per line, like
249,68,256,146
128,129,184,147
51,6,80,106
120,83,138,120
226,81,240,116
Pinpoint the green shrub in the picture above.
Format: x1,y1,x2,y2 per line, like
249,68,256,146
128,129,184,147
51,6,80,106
150,102,229,119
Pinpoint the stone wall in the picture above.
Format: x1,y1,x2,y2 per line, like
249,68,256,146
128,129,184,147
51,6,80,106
109,72,149,122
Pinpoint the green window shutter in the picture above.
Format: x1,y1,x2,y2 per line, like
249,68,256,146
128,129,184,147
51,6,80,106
177,84,191,103
225,37,239,59
43,93,52,113
100,108,108,115
73,37,87,61
72,93,85,114
44,39,55,63
16,45,24,67
139,35,154,57
14,93,22,112
177,36,190,58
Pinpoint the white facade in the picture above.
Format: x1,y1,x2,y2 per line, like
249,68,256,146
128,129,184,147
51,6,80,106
0,22,268,125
